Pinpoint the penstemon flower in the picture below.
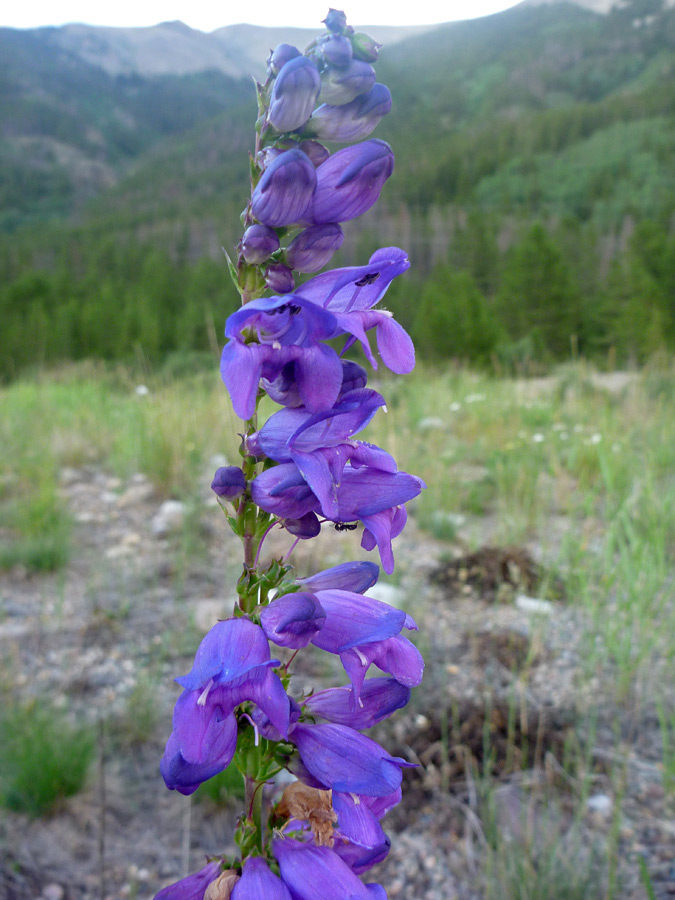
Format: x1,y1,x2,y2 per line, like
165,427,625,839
154,10,423,898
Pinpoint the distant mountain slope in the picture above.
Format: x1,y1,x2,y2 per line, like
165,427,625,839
41,20,434,79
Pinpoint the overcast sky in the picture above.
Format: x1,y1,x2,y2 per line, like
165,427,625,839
4,0,523,32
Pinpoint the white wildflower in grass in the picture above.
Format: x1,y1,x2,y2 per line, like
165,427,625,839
135,384,150,397
590,433,602,445
573,424,583,433
532,433,545,443
449,401,462,412
560,432,569,440
464,393,486,403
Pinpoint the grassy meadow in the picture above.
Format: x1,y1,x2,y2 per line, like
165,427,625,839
0,356,673,893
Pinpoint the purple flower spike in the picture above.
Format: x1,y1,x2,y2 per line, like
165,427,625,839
269,56,321,133
319,60,376,106
292,723,413,796
308,140,394,225
274,839,385,900
211,466,245,500
285,223,344,273
306,84,392,143
297,560,379,593
260,592,326,649
251,149,317,227
231,857,292,900
241,224,280,264
303,678,410,729
154,861,222,900
265,263,295,294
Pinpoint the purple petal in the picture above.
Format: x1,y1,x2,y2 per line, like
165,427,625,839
332,837,390,877
332,791,387,849
232,856,292,900
269,56,320,133
304,678,410,729
310,590,406,653
340,635,424,700
297,561,379,594
251,463,318,520
308,140,394,225
260,593,326,649
154,862,222,900
274,839,378,900
292,723,411,796
294,343,343,412
176,618,275,691
251,149,317,227
220,341,263,421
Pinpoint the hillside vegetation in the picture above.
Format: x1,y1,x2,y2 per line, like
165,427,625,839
1,0,674,376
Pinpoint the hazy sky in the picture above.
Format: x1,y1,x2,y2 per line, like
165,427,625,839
4,0,523,32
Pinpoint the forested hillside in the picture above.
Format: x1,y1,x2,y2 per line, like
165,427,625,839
1,0,674,377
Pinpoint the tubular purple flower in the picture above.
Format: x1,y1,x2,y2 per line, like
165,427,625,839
285,223,344,273
309,589,408,653
265,263,295,294
241,224,280,264
305,84,392,143
291,722,413,796
303,677,410,729
160,618,291,794
269,56,321,133
251,149,317,227
211,466,246,500
154,861,223,900
220,296,343,420
307,140,394,225
231,857,292,900
319,60,376,106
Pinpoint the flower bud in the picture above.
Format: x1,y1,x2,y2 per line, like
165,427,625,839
211,466,245,500
268,43,300,76
241,224,280,264
308,139,394,225
305,84,392,143
351,32,381,63
251,148,316,227
319,34,352,68
319,59,376,105
285,512,321,538
286,223,344,273
323,8,348,32
265,262,295,293
298,140,330,167
269,56,321,133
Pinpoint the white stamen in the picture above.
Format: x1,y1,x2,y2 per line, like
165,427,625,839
350,793,361,805
197,678,214,707
272,340,282,350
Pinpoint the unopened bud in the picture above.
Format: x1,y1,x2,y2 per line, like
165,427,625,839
268,43,300,76
241,224,280,264
323,8,348,32
297,140,330,167
308,139,394,225
265,262,294,293
211,466,246,500
251,148,316,227
351,32,381,63
286,223,344,273
319,59,376,106
269,56,321,133
319,34,352,68
305,84,391,143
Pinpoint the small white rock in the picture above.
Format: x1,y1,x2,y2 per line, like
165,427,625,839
515,594,554,615
366,583,404,608
151,500,185,537
587,793,613,816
